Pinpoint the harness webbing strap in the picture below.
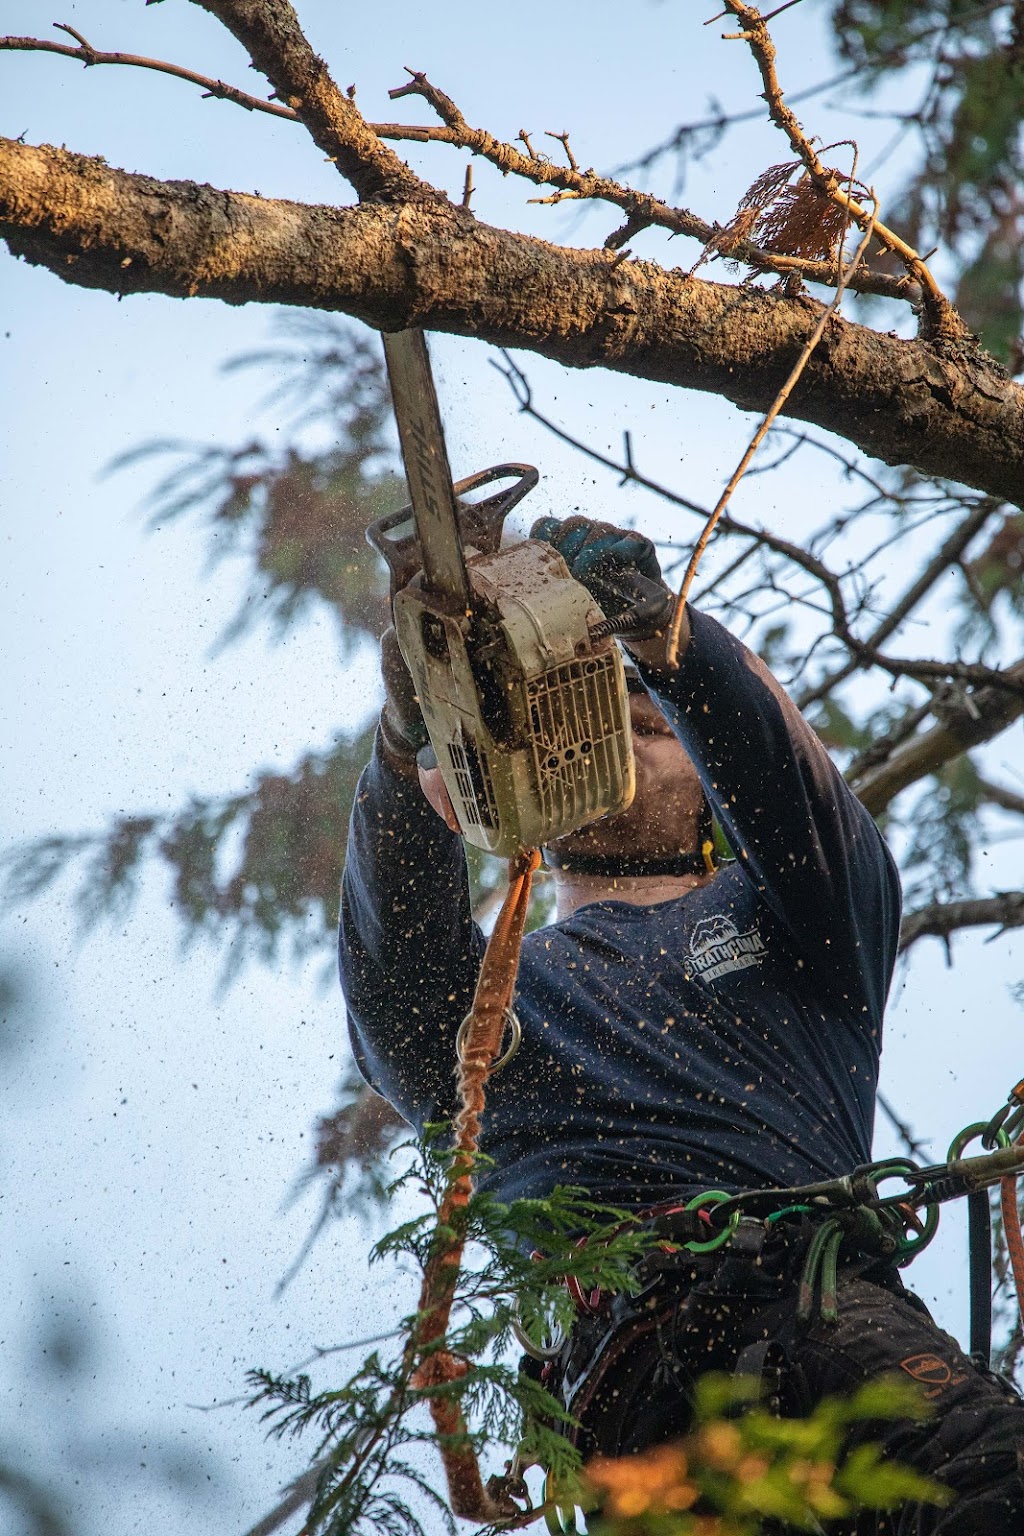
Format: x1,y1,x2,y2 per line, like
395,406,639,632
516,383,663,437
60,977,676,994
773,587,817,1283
968,1190,993,1365
409,847,540,1522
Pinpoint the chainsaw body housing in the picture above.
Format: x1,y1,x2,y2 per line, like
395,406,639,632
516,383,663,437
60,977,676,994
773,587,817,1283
394,538,635,857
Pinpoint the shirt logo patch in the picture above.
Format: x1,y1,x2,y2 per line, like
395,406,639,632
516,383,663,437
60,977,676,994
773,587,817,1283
688,915,766,983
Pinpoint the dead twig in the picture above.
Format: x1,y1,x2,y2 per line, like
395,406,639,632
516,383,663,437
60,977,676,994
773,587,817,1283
0,25,298,118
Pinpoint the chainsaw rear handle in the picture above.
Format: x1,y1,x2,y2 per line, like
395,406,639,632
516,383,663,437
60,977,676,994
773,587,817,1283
366,463,539,602
588,570,674,641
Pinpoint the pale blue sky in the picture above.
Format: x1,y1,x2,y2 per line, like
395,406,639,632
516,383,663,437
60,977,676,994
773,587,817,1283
1,3,1020,1531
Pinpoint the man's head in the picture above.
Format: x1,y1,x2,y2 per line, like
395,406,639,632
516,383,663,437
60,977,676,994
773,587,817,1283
417,689,708,872
543,690,708,873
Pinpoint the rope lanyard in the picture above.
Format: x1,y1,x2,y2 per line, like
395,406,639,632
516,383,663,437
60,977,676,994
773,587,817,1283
1002,1154,1024,1338
408,847,540,1524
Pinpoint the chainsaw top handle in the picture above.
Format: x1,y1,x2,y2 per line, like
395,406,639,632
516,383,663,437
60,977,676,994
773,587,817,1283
366,463,539,603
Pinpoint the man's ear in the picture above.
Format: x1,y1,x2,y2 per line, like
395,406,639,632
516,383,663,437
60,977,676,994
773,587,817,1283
417,763,463,834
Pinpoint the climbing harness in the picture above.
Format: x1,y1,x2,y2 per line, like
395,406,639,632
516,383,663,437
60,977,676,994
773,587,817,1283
506,1080,1024,1532
404,843,1024,1533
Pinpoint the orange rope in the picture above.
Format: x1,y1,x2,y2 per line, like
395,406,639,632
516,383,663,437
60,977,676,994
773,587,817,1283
410,847,541,1521
1001,1134,1024,1342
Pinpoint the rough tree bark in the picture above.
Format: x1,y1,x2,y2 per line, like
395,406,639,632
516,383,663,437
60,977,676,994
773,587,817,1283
2,139,1022,504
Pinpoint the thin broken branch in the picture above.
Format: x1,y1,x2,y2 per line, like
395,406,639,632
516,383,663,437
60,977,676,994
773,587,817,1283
666,197,879,663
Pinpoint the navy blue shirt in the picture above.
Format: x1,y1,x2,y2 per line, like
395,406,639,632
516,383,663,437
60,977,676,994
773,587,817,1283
339,609,902,1209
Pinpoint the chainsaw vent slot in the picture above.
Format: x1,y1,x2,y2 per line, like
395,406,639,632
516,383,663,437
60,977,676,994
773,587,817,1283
448,735,498,830
526,652,627,836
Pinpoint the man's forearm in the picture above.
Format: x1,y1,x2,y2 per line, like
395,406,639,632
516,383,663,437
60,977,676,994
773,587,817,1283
635,607,901,1016
339,727,485,1123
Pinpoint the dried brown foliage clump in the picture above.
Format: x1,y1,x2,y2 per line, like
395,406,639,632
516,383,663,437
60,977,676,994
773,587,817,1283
711,160,864,264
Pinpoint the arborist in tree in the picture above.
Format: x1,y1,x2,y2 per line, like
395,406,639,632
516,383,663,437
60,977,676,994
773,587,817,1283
339,515,1024,1532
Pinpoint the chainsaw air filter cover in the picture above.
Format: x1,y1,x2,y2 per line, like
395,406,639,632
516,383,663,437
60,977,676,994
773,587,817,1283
394,539,635,857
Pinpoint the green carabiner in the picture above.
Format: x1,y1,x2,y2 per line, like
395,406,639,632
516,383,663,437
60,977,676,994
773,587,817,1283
948,1121,1010,1162
894,1199,940,1265
683,1189,741,1253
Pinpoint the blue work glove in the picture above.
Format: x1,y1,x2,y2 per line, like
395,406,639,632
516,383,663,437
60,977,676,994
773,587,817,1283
530,515,672,634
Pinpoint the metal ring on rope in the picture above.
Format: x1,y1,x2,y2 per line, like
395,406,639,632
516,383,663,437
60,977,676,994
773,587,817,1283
456,1006,522,1074
510,1298,567,1362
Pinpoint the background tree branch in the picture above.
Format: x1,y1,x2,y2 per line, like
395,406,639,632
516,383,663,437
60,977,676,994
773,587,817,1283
900,892,1024,952
852,662,1024,813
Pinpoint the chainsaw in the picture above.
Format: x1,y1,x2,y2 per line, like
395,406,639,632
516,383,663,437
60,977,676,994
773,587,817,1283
367,329,660,858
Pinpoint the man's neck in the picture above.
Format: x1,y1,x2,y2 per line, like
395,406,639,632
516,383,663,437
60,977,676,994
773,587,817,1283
554,867,716,921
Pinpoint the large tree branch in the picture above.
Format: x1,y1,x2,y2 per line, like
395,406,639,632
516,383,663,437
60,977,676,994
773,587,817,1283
2,139,1023,504
852,659,1024,814
192,0,432,203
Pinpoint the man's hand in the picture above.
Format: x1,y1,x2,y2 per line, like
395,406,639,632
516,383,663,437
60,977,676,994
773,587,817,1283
379,628,463,826
529,513,678,648
379,626,428,770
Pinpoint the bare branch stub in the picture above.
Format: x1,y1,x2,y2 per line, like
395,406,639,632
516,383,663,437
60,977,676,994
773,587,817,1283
545,129,580,173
